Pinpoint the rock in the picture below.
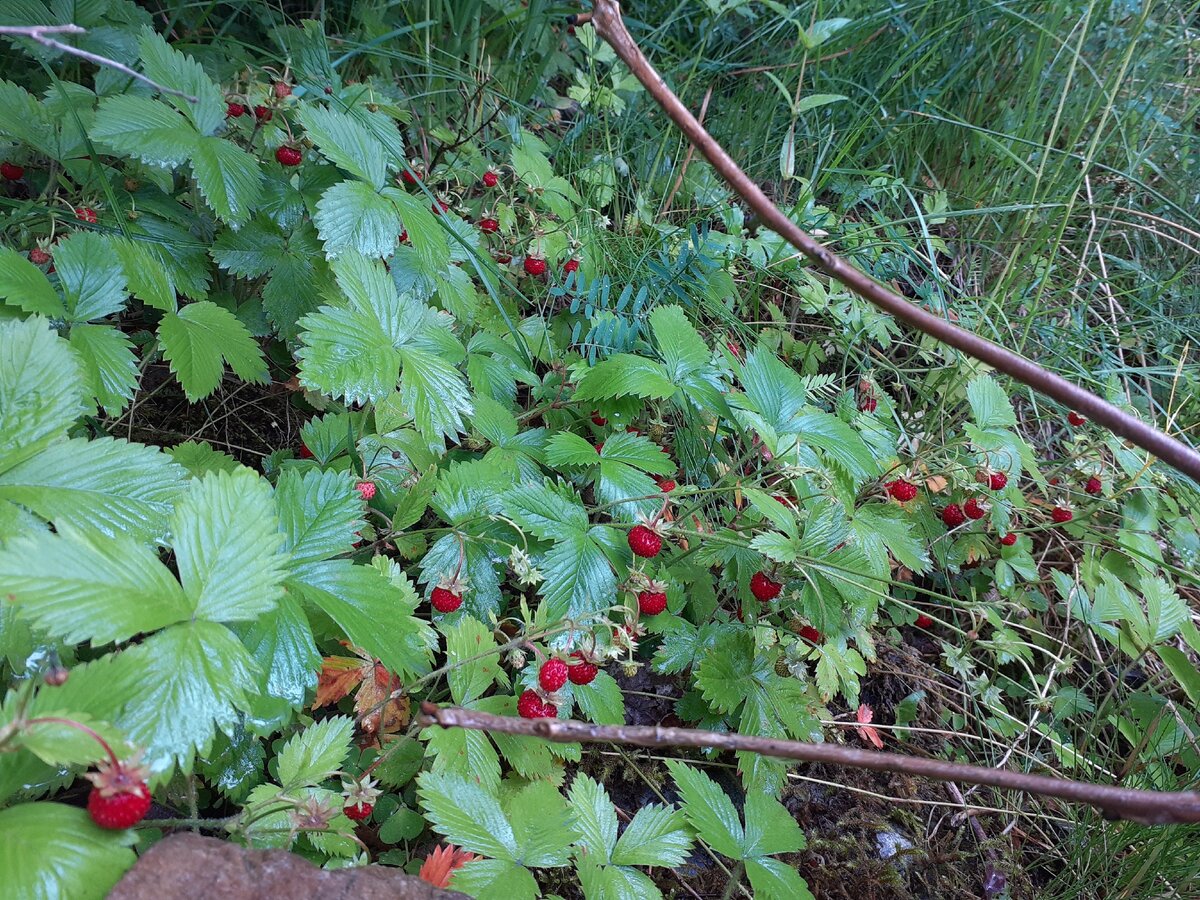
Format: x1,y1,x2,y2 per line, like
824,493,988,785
108,832,467,900
874,827,915,863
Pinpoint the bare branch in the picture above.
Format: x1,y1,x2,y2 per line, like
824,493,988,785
420,703,1200,826
584,0,1200,483
0,25,198,102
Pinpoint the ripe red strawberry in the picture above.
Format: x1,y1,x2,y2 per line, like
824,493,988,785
625,426,640,435
591,413,607,426
86,759,152,830
1067,411,1086,427
399,230,408,243
75,207,97,224
482,170,498,187
594,442,604,454
657,478,676,493
275,146,302,166
401,169,418,185
539,658,569,692
727,340,742,359
28,247,51,265
523,256,547,277
859,395,878,413
344,802,372,822
563,259,580,276
495,252,512,264
885,479,918,502
568,652,598,685
750,571,782,601
431,587,462,613
298,443,314,459
799,624,821,643
254,105,272,121
999,532,1017,546
273,80,292,99
638,589,668,615
227,101,246,117
1051,506,1073,524
480,217,499,233
964,497,988,520
355,481,376,501
988,471,1008,491
517,689,542,719
1085,476,1102,495
941,504,965,527
628,524,663,558
431,199,449,215
1,161,25,181
915,613,934,628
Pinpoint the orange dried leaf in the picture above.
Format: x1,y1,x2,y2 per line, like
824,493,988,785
314,656,368,709
355,663,409,737
924,474,949,494
419,844,476,889
855,703,884,749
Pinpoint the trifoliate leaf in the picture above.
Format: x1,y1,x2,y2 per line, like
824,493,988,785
296,304,403,405
159,300,269,401
537,530,620,623
503,479,589,540
172,469,286,623
0,523,188,646
505,780,578,866
567,773,619,864
169,440,241,477
417,772,519,860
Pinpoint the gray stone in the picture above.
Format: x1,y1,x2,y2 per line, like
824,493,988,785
108,832,467,899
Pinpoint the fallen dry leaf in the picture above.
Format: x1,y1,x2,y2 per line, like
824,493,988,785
419,844,476,889
855,703,884,749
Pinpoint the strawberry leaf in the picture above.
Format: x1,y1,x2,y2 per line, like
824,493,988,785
275,468,362,565
53,232,127,323
0,804,136,900
276,715,353,788
664,760,745,859
189,136,263,226
91,94,198,167
158,300,270,401
68,324,138,416
0,246,62,316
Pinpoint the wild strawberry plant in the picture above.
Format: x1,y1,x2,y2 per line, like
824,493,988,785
0,3,1198,898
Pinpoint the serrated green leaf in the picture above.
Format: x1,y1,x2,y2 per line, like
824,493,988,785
503,479,589,540
451,859,539,900
1144,576,1187,644
85,620,259,773
169,440,241,476
651,305,709,382
397,346,473,445
0,803,136,900
387,188,452,273
506,779,578,866
573,670,625,725
54,232,127,323
112,237,177,312
190,136,263,226
750,531,799,564
0,246,62,316
545,431,602,469
297,304,403,405
173,469,285,622
422,723,502,792
0,522,188,646
444,617,503,705
159,301,269,400
315,180,403,258
296,103,387,188
664,760,745,859
568,773,619,864
696,632,754,715
611,804,693,868
418,771,518,860
967,376,1017,430
232,592,319,727
574,354,676,402
742,791,806,857
0,316,85,466
91,94,198,167
69,324,138,415
794,412,877,481
290,558,434,680
276,468,362,564
538,530,619,622
277,716,353,787
137,27,225,135
0,436,185,540
851,505,929,574
745,857,815,900
738,349,807,434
